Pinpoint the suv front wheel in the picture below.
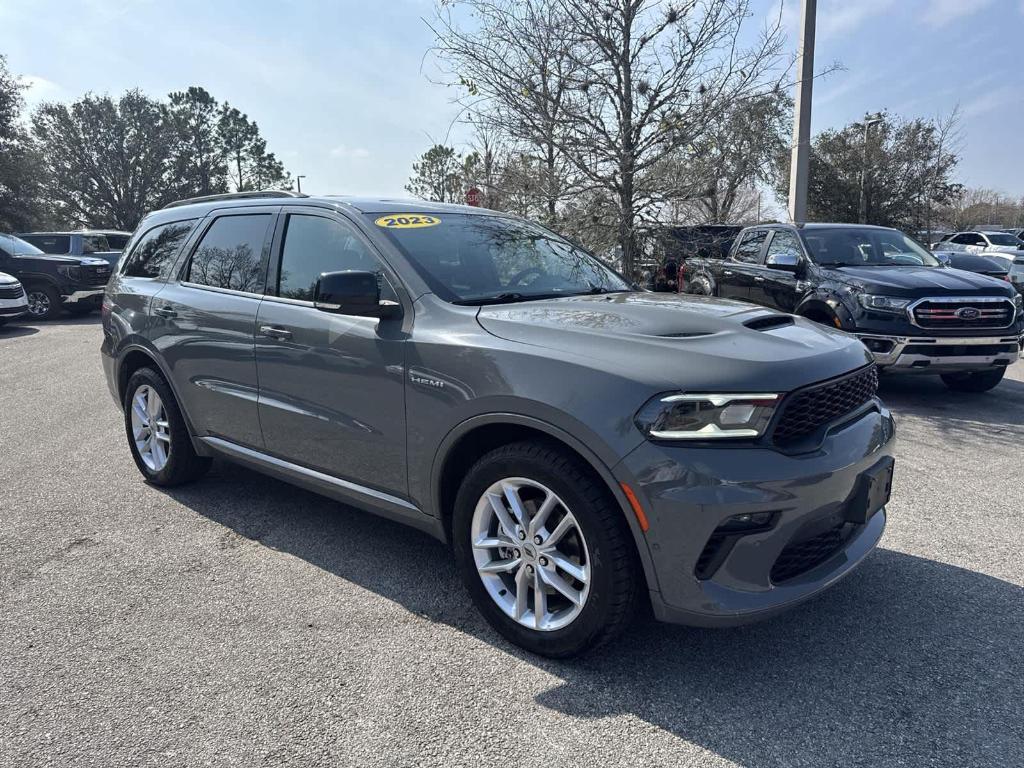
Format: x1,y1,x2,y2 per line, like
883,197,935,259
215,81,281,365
123,367,211,486
452,441,640,658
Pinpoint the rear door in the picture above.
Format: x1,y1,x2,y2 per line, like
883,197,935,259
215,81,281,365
150,207,277,450
717,229,768,301
254,207,408,495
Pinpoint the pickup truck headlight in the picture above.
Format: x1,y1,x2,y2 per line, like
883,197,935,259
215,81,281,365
858,294,911,313
1014,293,1023,317
856,294,913,313
635,393,779,440
57,265,83,281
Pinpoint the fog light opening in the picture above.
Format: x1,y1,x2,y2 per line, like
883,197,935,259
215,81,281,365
862,338,895,354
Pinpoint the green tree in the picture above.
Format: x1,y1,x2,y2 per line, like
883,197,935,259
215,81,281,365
216,104,291,192
32,90,175,229
406,145,465,203
167,86,228,198
0,55,49,230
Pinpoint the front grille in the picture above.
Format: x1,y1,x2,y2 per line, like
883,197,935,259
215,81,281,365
0,283,24,299
771,365,878,447
770,522,848,583
83,264,111,283
911,297,1015,329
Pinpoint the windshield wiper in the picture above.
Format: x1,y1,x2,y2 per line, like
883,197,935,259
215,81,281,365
453,292,537,306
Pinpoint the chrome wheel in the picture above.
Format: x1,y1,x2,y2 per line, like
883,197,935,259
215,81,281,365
26,291,51,317
471,478,591,631
130,385,171,471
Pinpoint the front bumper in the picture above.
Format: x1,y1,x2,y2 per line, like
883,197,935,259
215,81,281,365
0,296,29,318
856,332,1023,372
63,287,106,304
616,403,896,627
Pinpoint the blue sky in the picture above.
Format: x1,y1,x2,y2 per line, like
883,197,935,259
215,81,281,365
2,0,1022,200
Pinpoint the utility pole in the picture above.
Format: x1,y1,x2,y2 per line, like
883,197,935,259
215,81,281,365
858,114,884,224
296,175,306,194
787,0,816,224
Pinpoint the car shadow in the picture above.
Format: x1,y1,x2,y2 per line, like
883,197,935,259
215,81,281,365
0,323,40,338
165,460,1022,767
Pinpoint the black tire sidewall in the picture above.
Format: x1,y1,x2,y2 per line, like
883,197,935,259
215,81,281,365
123,367,203,486
452,444,635,657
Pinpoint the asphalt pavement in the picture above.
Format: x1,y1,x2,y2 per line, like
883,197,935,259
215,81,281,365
1,315,1022,767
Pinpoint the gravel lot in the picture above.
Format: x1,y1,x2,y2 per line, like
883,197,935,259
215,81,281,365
1,316,1021,768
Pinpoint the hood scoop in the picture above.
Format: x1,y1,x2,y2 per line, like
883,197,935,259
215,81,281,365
744,314,795,332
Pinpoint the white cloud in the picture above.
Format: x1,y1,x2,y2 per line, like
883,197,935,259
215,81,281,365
329,144,371,160
19,75,63,106
923,0,996,27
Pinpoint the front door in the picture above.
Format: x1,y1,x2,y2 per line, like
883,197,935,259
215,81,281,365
718,229,768,301
254,209,408,497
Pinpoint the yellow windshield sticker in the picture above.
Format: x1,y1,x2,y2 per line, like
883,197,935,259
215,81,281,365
374,214,441,229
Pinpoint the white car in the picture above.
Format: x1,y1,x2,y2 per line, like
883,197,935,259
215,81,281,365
937,230,1024,259
0,271,29,326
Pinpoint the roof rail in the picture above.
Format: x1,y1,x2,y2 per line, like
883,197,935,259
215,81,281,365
162,190,308,210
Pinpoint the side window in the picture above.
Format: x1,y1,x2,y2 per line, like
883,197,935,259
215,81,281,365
122,220,197,279
733,230,768,264
22,235,71,254
276,214,396,302
186,214,272,293
766,230,802,261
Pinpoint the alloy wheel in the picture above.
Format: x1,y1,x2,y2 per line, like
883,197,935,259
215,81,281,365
471,477,591,631
130,384,171,471
26,291,51,317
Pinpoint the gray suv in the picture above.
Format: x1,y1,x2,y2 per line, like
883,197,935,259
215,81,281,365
102,191,896,657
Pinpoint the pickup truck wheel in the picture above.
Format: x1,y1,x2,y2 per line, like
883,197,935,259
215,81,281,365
690,277,712,296
940,368,1006,393
25,284,62,320
452,441,640,658
124,367,211,486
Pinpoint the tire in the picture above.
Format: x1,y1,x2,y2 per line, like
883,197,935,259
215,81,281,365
452,440,640,658
64,302,96,316
25,284,62,320
123,367,211,486
940,368,1006,393
690,277,712,296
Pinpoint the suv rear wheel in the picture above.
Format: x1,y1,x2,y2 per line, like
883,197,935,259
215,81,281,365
25,284,61,320
452,441,639,658
124,367,211,486
940,368,1006,393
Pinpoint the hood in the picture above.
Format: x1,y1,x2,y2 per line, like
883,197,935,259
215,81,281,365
476,292,873,392
13,253,107,267
825,265,1014,297
0,271,19,285
87,250,121,266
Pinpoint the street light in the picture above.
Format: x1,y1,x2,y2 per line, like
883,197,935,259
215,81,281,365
858,113,884,224
296,175,306,194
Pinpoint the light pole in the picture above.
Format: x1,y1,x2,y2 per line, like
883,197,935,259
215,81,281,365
858,113,883,224
787,0,817,224
296,175,306,194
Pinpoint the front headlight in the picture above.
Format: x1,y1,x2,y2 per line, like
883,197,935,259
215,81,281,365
1014,293,1023,316
858,294,911,313
635,393,780,440
57,265,83,281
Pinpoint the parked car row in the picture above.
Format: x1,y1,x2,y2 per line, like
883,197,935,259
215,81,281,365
682,222,1023,392
0,232,119,320
930,228,1024,294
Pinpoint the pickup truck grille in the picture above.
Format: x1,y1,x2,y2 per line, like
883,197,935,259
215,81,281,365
911,297,1015,329
0,283,25,299
83,264,112,283
771,365,878,447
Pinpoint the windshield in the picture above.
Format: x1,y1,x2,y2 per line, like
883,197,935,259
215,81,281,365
369,213,630,304
82,235,111,253
800,227,941,267
0,233,45,256
985,233,1022,247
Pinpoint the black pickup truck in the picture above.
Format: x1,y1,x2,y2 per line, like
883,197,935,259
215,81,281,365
687,223,1023,392
0,233,112,319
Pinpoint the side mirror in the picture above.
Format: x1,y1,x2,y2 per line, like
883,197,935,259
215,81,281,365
314,270,400,319
765,252,801,273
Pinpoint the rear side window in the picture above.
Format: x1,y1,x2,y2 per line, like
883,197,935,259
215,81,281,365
186,214,272,293
82,235,110,253
276,214,393,302
122,220,197,279
105,234,131,250
21,235,71,254
733,230,768,264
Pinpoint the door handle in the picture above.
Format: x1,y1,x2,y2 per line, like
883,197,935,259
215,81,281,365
260,325,292,340
154,306,177,318
723,270,734,276
754,276,765,282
